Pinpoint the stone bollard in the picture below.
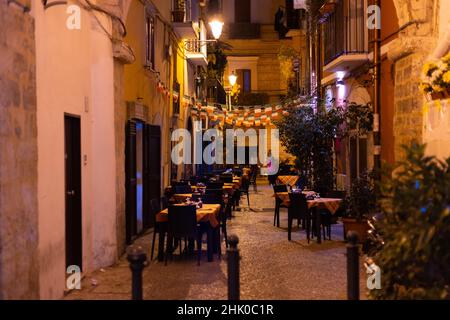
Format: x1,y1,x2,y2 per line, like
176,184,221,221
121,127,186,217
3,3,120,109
227,235,240,300
347,231,360,300
127,245,147,300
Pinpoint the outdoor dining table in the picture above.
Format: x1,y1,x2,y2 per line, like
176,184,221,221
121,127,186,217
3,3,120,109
277,175,299,187
156,204,221,262
275,192,343,244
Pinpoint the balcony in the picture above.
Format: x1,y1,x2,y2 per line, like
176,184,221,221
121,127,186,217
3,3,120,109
172,0,200,39
321,0,369,73
206,78,226,105
226,23,260,39
185,40,208,66
173,21,197,39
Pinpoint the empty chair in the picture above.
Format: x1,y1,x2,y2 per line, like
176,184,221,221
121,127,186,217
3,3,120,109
249,167,258,192
206,181,224,189
172,180,189,186
174,185,192,194
201,193,226,256
220,174,233,183
238,177,250,208
202,193,223,205
288,193,311,242
150,198,163,260
165,205,203,265
205,188,224,197
273,184,289,227
161,196,168,210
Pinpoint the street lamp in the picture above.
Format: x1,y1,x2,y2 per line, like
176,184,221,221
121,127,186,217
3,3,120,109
209,19,224,40
227,71,238,111
229,71,237,87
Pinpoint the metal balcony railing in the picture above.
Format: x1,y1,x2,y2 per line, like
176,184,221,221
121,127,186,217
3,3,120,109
323,0,368,66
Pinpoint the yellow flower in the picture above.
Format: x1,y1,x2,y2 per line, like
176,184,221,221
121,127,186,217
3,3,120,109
423,62,438,76
442,52,450,64
443,71,450,84
432,84,444,92
419,82,432,93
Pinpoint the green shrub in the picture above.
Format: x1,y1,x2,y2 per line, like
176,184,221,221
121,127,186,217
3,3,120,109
371,143,450,300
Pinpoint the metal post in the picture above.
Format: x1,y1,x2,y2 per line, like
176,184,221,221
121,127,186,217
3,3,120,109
227,235,240,300
127,245,147,300
347,231,360,300
373,0,382,179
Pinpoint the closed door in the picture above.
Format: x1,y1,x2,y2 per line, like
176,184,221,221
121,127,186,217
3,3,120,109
64,115,83,271
144,125,161,228
235,0,251,23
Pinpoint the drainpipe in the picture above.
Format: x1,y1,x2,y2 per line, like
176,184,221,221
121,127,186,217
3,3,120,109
373,0,381,178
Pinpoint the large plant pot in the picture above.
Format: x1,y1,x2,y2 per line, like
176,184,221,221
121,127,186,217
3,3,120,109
342,218,369,244
172,10,185,23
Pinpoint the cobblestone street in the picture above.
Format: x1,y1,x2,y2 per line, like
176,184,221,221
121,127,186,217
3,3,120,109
66,181,368,300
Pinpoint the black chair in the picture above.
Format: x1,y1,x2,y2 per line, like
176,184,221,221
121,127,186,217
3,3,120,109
288,193,311,242
150,198,163,260
238,177,250,207
165,205,203,266
161,196,168,210
202,193,227,252
205,188,224,196
318,191,346,240
219,174,233,183
273,184,288,227
249,168,258,192
174,185,192,194
207,181,224,189
172,180,189,186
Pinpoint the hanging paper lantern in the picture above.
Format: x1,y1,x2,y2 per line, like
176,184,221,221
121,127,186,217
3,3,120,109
255,119,261,127
282,110,290,116
275,105,282,111
265,107,273,115
271,112,279,119
254,108,261,117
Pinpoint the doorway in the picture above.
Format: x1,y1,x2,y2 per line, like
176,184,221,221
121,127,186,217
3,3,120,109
64,115,83,271
126,121,161,244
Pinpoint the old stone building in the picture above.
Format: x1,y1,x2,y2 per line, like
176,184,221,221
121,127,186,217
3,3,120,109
387,0,450,160
0,0,39,300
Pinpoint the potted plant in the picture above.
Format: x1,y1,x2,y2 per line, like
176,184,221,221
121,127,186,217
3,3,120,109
172,0,186,23
342,172,376,243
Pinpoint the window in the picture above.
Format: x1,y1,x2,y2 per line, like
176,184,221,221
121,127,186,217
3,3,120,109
145,16,155,69
237,69,252,93
235,0,251,23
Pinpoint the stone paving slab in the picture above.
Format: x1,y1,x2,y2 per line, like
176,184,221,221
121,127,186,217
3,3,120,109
66,183,368,300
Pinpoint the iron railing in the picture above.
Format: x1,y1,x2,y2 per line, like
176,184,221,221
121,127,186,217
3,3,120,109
323,0,367,66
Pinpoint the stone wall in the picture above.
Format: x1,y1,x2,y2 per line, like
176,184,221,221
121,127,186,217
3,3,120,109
114,59,126,257
0,0,39,299
389,0,440,160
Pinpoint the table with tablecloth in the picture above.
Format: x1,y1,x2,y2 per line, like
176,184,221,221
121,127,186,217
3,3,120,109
156,204,221,262
156,203,220,228
274,192,343,243
276,176,299,187
275,192,342,214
